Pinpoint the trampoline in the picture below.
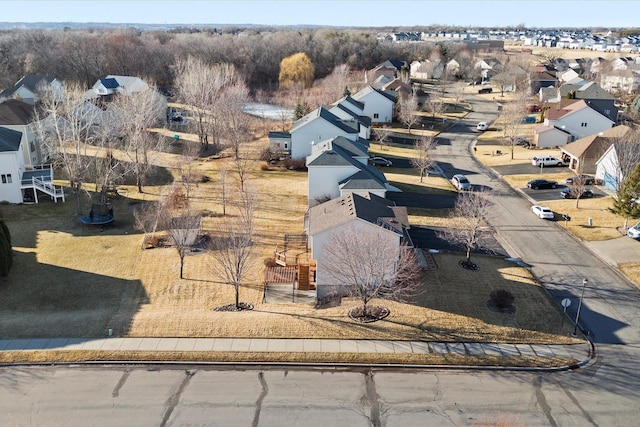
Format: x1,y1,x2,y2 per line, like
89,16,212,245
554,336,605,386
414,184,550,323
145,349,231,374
80,204,115,225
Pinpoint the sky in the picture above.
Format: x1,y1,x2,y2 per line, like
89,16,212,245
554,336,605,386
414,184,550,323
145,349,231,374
2,1,640,28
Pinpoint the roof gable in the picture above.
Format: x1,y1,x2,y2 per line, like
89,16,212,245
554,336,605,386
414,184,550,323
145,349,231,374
0,127,23,152
0,100,36,125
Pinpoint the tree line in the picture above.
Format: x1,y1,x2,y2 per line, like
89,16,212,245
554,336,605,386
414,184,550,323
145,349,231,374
0,27,479,91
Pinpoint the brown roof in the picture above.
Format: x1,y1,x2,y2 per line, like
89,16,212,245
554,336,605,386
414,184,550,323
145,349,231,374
561,125,630,157
545,99,589,121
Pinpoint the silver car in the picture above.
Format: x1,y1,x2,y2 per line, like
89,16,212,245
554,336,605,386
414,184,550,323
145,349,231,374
451,174,472,191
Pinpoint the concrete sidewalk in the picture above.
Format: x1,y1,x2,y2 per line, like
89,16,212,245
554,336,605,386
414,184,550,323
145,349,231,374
0,337,591,364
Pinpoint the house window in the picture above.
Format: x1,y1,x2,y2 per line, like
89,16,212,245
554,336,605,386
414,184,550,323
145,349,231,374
284,142,288,149
581,122,588,127
1,174,12,184
373,113,379,119
30,142,36,152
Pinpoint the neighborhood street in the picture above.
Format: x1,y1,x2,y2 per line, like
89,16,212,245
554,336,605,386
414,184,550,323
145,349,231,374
0,89,639,426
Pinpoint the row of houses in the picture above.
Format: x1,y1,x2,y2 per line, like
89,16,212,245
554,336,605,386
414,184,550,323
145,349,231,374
0,75,164,204
380,28,640,53
268,72,417,299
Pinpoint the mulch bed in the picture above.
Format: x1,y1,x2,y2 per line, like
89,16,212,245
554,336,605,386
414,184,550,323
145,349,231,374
348,305,390,323
459,259,480,271
213,302,254,312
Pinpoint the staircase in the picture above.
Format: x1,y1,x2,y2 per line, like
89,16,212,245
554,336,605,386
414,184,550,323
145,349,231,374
21,165,65,204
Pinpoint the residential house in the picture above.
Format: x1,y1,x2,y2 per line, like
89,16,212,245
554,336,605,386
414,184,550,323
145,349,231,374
532,123,572,148
560,125,630,174
289,107,363,159
0,127,25,203
351,85,397,124
535,100,615,146
595,139,640,191
0,127,63,204
328,96,371,135
600,69,640,94
530,66,558,95
0,76,64,105
267,131,291,155
305,136,399,207
87,75,150,98
558,81,618,121
0,100,46,168
305,192,411,299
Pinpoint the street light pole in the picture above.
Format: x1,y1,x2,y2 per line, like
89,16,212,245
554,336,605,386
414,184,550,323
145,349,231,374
572,278,588,337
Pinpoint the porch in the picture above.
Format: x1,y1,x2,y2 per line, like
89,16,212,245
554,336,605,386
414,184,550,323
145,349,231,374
20,165,65,204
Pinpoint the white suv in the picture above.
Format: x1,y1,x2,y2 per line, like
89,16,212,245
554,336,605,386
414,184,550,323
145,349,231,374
531,156,564,167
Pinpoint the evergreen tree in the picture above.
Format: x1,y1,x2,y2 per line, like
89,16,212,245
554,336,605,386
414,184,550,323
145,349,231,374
293,99,310,121
610,163,640,224
0,219,12,276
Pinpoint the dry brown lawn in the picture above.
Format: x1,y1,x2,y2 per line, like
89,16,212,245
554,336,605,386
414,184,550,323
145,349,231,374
0,131,577,348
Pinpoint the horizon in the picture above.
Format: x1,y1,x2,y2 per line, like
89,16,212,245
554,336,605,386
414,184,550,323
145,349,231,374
3,1,640,29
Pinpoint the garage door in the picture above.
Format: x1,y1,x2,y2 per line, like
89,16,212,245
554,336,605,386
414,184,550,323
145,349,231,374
604,172,618,191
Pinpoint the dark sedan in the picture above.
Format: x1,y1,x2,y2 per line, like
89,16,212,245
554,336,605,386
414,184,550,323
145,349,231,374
527,179,558,190
560,188,594,199
565,174,595,185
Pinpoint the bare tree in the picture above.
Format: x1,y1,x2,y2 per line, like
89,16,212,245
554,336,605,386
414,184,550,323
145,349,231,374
218,165,229,216
410,136,437,182
173,58,242,151
35,83,104,214
179,139,200,199
168,211,202,279
438,189,494,268
372,126,391,150
424,95,445,128
208,189,257,310
133,198,168,248
321,223,421,320
111,86,167,193
501,90,528,160
219,80,251,160
397,87,420,133
566,175,589,209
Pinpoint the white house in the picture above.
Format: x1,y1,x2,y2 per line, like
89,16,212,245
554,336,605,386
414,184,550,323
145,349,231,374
540,100,615,143
305,192,410,299
532,124,572,148
306,136,399,207
0,126,64,205
0,127,25,203
328,96,371,140
0,100,45,168
289,107,361,159
0,76,64,105
351,86,397,124
88,75,150,98
595,141,640,191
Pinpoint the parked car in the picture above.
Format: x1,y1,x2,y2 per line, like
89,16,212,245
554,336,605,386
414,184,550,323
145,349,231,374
368,156,392,167
531,156,564,167
527,179,557,189
476,122,488,131
532,205,554,219
560,188,594,199
527,104,542,112
565,174,595,185
628,222,640,239
478,87,493,94
451,174,472,191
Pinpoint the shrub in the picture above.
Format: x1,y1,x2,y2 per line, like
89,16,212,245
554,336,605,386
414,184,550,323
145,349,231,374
489,289,515,310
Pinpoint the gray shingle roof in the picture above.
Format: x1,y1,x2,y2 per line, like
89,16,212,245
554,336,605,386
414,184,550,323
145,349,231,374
0,75,56,98
0,127,23,152
307,192,402,236
0,100,36,125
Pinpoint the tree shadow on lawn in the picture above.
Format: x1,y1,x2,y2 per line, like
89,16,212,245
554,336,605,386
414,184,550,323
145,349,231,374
0,251,148,339
414,254,576,341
